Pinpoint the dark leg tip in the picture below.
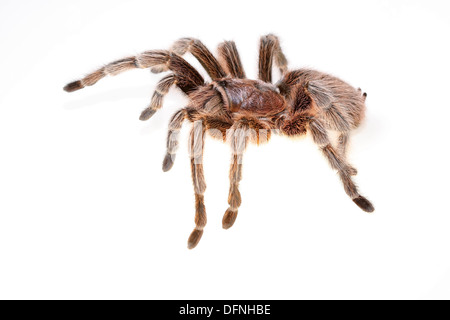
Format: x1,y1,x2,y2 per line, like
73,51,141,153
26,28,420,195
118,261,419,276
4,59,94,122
188,229,203,249
353,196,375,213
222,208,238,230
63,80,84,92
162,153,175,172
139,108,157,121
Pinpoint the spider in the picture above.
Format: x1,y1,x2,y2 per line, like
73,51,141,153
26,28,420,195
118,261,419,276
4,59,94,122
64,34,374,249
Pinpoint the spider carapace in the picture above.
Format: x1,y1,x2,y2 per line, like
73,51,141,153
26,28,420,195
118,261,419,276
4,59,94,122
64,35,374,249
216,79,285,115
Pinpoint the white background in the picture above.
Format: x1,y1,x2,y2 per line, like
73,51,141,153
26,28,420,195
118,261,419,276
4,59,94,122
0,0,449,300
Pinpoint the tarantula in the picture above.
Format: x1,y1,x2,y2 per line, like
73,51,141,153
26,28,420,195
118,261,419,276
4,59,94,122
64,34,374,249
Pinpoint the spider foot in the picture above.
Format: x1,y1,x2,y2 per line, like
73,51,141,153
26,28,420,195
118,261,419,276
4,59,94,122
188,229,203,249
162,153,175,172
63,80,84,92
222,208,238,230
139,107,157,121
353,195,374,213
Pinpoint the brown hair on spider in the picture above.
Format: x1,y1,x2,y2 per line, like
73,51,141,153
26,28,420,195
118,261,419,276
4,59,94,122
64,35,374,249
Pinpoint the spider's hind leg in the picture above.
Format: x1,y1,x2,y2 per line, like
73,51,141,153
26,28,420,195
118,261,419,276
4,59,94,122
309,118,374,212
337,132,357,176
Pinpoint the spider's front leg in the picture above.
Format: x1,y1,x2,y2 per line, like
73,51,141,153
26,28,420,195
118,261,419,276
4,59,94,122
309,118,374,212
187,121,207,249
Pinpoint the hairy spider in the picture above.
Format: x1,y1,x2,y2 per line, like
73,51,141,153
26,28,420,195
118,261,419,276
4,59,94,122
64,34,374,249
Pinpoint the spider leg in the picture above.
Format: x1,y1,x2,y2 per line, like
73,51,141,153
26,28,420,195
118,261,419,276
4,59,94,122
64,50,204,95
140,74,177,120
161,108,187,172
222,155,242,229
222,117,271,229
258,34,288,83
306,81,358,176
336,132,357,176
187,121,207,249
223,157,244,229
170,38,226,80
163,107,204,172
217,41,246,79
222,121,249,229
141,38,237,120
337,132,349,156
309,118,374,212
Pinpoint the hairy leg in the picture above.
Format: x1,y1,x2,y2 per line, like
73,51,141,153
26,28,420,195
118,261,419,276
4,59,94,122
64,50,204,95
222,121,251,229
222,117,271,229
64,50,206,124
309,119,374,212
258,34,288,83
161,108,187,172
217,41,246,79
170,38,226,80
336,132,357,176
222,153,242,229
141,37,239,121
140,74,177,120
223,124,245,229
187,121,207,249
337,132,349,156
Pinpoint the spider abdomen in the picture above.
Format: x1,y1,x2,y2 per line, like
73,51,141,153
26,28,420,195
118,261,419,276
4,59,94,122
279,69,367,131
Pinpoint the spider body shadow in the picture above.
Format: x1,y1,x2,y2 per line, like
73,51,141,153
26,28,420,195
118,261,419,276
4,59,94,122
64,35,374,249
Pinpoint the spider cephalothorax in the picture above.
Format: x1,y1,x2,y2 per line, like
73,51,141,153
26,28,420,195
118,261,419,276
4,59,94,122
64,35,374,249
